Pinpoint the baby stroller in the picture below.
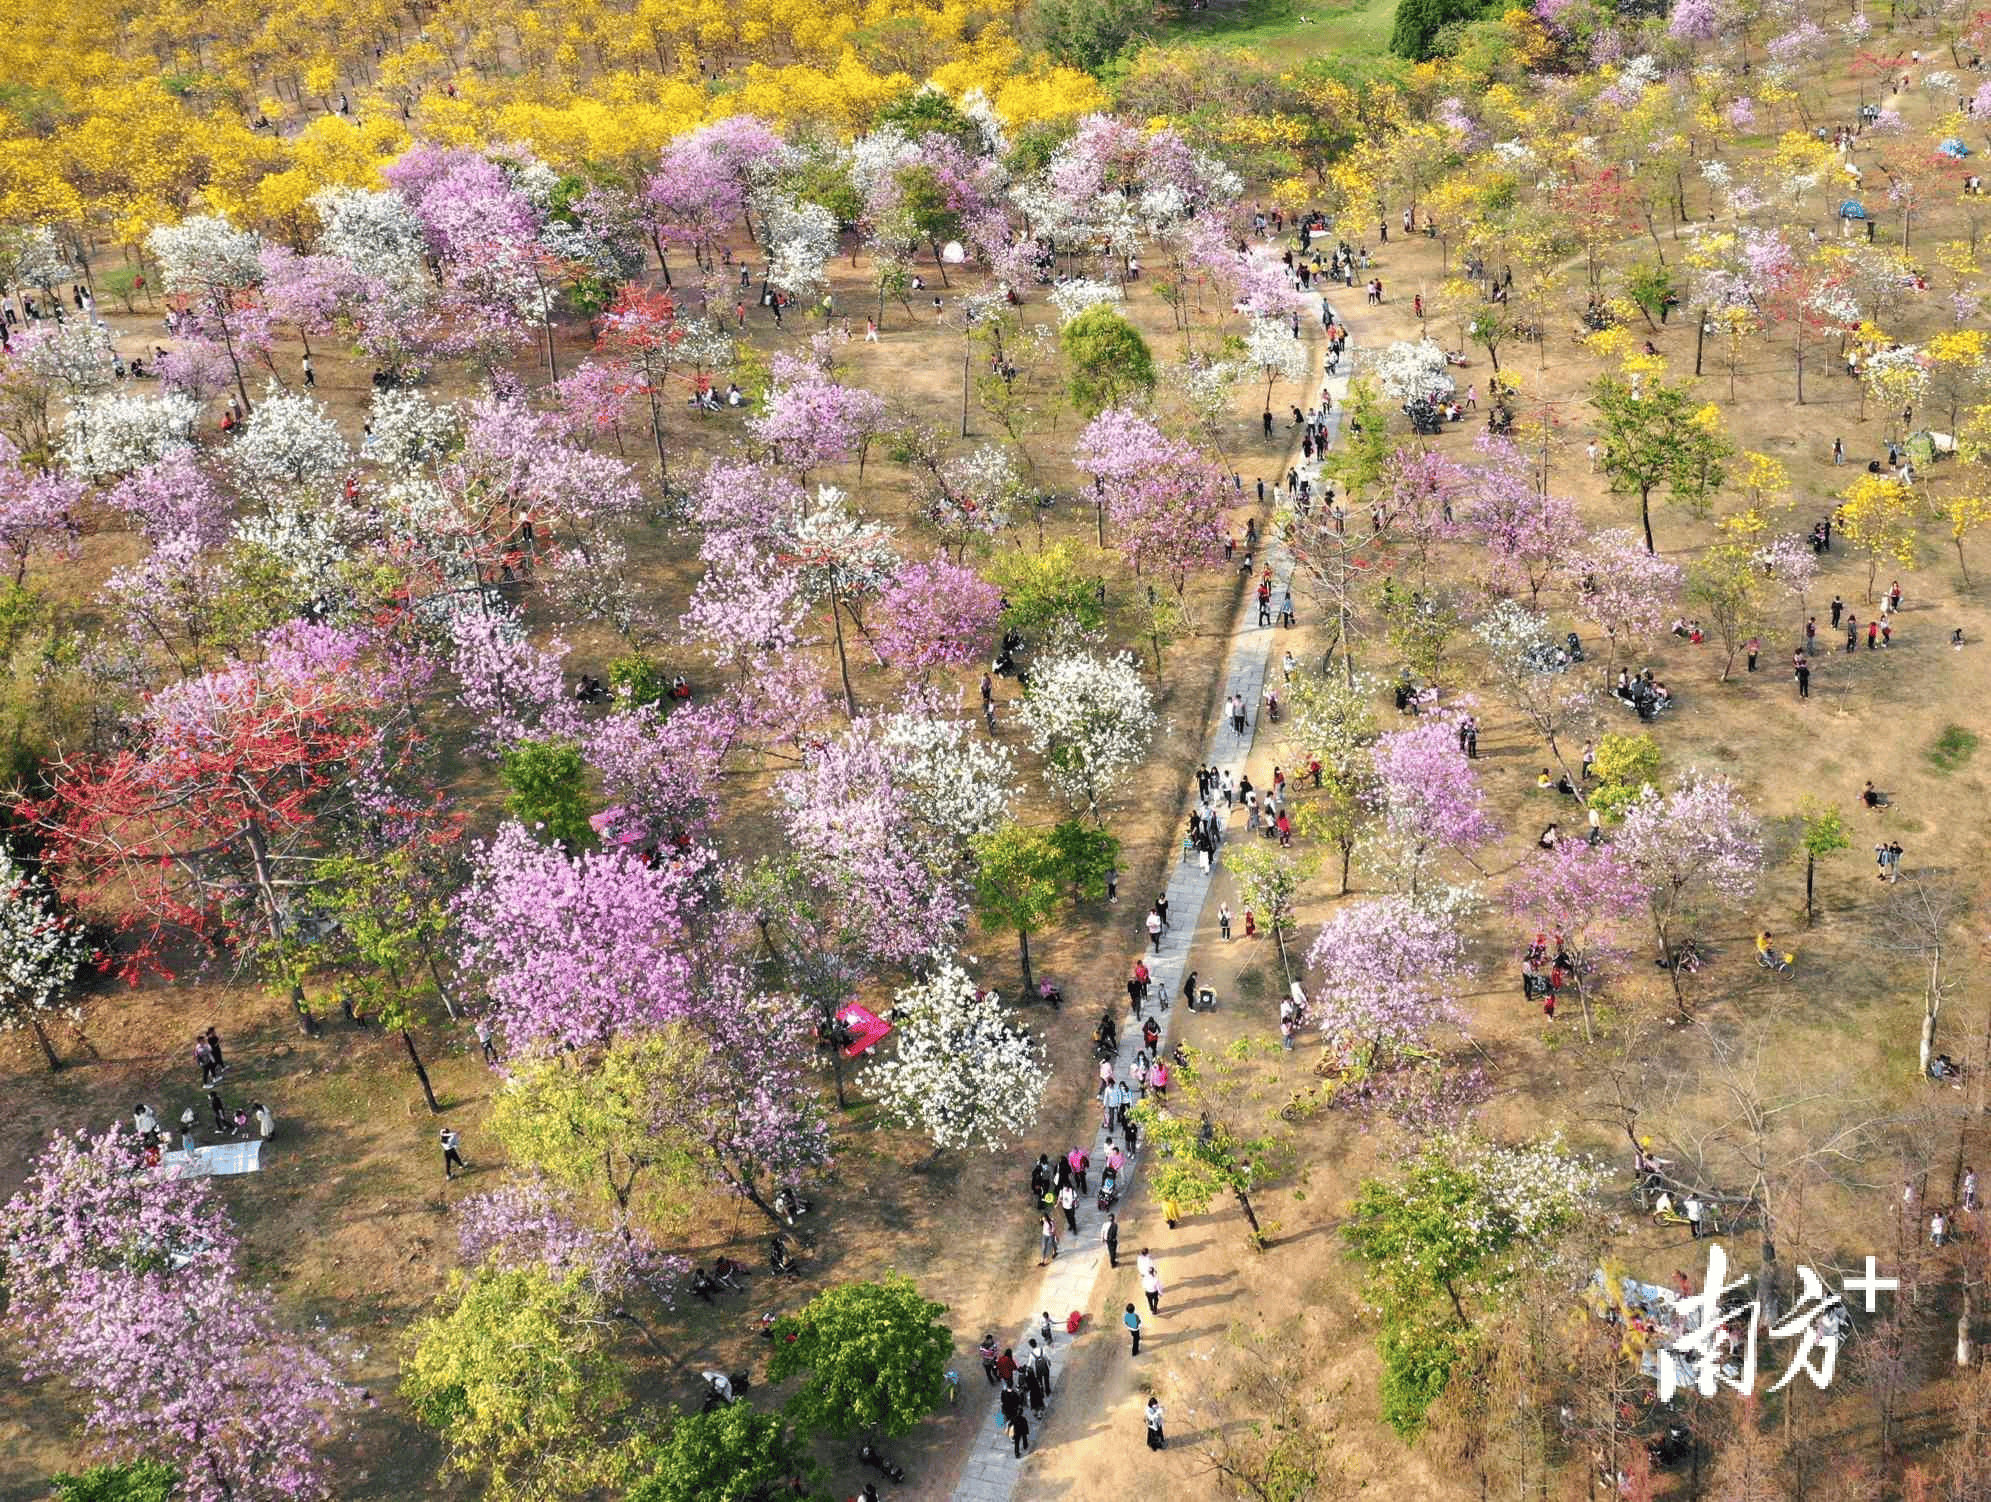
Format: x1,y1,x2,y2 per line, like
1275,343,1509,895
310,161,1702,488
1096,1164,1120,1212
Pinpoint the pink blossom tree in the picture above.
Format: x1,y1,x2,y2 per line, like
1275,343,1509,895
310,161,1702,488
1074,408,1230,601
1615,775,1763,1011
750,374,890,480
873,558,1002,676
452,821,715,1054
1461,436,1585,603
0,1130,354,1501
1573,527,1682,672
1306,895,1469,1063
0,433,82,585
1506,841,1645,1040
1369,719,1501,894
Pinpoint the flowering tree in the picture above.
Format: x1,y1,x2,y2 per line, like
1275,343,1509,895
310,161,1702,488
1371,339,1457,405
1615,775,1763,1009
1074,408,1230,598
59,391,200,480
1574,528,1681,671
1506,842,1644,1040
780,488,899,717
1014,650,1156,818
1473,600,1595,784
0,1130,354,1501
1243,316,1308,415
227,386,351,498
23,654,415,1032
750,374,890,479
0,433,82,586
1307,896,1468,1063
452,822,710,1055
0,839,91,1070
1369,720,1501,893
456,1177,688,1304
869,956,1048,1152
873,558,1002,675
146,213,265,413
1461,438,1584,603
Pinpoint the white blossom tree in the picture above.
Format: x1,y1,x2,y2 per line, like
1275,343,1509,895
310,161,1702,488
1244,316,1308,414
869,956,1048,1152
1014,650,1157,819
0,842,91,1070
59,391,201,479
229,386,352,497
1372,338,1458,406
1048,279,1125,324
879,706,1017,842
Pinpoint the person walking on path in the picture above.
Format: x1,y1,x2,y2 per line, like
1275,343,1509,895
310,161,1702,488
1145,909,1162,953
205,1026,224,1075
440,1127,466,1179
1020,1360,1044,1417
1102,1212,1120,1267
1030,1340,1052,1400
1141,1263,1164,1314
196,1034,217,1085
1058,1181,1079,1234
1831,595,1844,627
1145,1396,1166,1450
1219,903,1233,940
1124,1302,1143,1356
1039,1213,1059,1264
1010,1408,1031,1458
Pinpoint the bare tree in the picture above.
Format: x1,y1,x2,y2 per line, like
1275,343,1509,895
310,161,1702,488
1865,876,1974,1077
1189,1316,1346,1501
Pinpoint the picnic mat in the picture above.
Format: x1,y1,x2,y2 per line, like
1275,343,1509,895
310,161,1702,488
155,1139,264,1180
837,1003,891,1057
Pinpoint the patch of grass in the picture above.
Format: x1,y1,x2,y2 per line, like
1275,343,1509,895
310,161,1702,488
1234,965,1268,1000
1927,723,1979,773
1145,0,1399,62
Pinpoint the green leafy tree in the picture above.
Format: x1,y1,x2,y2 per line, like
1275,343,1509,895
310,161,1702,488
877,90,975,148
1344,1135,1600,1437
1586,732,1661,822
403,1264,629,1502
970,822,1064,995
499,739,596,849
894,165,964,285
1061,305,1156,417
1030,0,1151,72
1684,543,1770,681
766,1276,954,1439
1798,799,1851,926
48,1463,179,1502
488,1030,705,1222
1591,374,1733,553
1222,842,1321,984
1292,765,1372,896
1390,0,1497,59
299,846,461,1111
1623,262,1675,329
1130,1040,1295,1245
607,653,670,711
1047,817,1119,905
988,539,1108,641
626,1406,827,1502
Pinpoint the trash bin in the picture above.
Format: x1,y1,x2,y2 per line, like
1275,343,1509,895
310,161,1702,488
1196,987,1216,1012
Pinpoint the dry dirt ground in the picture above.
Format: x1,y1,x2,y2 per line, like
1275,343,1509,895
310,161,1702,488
8,68,1991,1502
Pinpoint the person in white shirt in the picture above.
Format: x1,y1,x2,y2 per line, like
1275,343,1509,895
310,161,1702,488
1145,1396,1166,1450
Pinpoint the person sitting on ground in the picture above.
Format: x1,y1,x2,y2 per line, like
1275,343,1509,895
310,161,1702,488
1953,627,1966,648
1538,822,1560,850
1931,1052,1962,1080
1555,772,1577,796
1537,768,1554,790
1688,620,1706,644
1862,780,1881,809
670,674,691,700
691,1267,721,1302
1652,680,1671,704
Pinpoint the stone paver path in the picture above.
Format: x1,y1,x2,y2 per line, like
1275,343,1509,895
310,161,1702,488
949,303,1357,1502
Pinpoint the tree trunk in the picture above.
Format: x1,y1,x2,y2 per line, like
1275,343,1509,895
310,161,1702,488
828,583,857,719
1017,926,1036,997
402,1027,441,1112
1235,1187,1263,1239
28,1011,59,1070
1640,488,1656,554
1805,854,1816,925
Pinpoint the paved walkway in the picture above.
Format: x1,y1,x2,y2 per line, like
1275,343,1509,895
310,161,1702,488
950,306,1357,1502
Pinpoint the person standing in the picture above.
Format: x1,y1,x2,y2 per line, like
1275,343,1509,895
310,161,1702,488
301,354,315,388
1010,1406,1031,1458
1124,1302,1143,1356
1833,436,1844,464
1030,1339,1052,1400
1219,903,1233,940
1019,1358,1044,1417
253,1101,276,1140
1795,656,1810,699
1039,1212,1059,1265
1141,1263,1164,1315
205,1025,224,1075
474,1016,500,1066
1868,619,1880,650
1745,637,1759,672
1154,894,1170,930
1102,1211,1120,1268
440,1127,467,1179
1105,865,1118,902
1831,595,1844,627
1145,1396,1166,1450
196,1034,217,1085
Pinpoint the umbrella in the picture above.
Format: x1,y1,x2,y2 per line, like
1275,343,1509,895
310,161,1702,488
1940,137,1972,157
1839,199,1868,219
